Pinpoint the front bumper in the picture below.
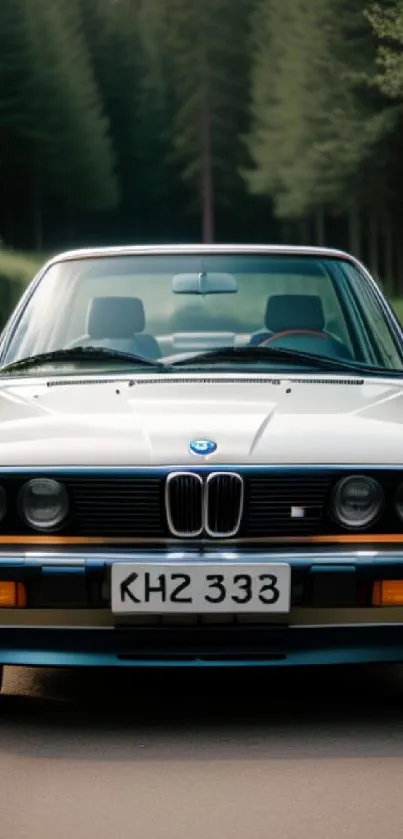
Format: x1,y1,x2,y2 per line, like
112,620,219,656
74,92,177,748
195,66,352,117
0,547,403,667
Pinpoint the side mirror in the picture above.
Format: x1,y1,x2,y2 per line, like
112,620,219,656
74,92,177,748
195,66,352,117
172,272,238,294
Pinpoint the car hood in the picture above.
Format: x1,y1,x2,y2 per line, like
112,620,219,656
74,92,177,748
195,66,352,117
0,372,403,466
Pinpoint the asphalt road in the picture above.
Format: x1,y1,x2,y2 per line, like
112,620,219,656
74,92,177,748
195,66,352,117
1,664,403,839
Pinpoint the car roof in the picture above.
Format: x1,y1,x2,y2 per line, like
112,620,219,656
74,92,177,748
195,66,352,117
45,243,359,267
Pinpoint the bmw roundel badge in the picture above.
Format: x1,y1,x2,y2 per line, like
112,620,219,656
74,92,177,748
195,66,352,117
189,439,217,456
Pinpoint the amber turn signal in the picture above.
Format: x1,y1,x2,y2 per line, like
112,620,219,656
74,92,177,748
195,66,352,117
372,580,403,606
0,581,27,607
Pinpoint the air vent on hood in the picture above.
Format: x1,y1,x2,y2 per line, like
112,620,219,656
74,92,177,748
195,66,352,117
46,375,364,388
131,377,364,386
289,378,364,385
47,377,283,387
132,377,282,386
47,378,131,387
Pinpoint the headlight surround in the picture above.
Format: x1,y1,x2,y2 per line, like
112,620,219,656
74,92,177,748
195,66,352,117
19,478,69,531
395,483,403,522
331,475,383,529
0,486,7,523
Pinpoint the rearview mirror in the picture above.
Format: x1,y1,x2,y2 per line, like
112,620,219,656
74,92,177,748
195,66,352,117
172,272,238,294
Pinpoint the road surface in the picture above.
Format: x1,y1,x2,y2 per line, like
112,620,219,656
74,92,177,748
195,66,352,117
0,663,403,838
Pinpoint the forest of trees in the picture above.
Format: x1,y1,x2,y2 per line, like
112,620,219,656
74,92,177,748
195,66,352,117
2,0,403,290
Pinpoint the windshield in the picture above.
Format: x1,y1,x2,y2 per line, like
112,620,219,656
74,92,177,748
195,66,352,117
2,253,402,372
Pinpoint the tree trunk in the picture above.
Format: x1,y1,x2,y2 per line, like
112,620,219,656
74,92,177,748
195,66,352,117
348,202,361,258
201,96,214,243
396,237,403,299
315,208,325,246
33,164,43,252
384,217,394,299
65,203,75,246
0,138,12,247
3,178,13,248
200,30,214,243
298,217,310,245
368,211,379,279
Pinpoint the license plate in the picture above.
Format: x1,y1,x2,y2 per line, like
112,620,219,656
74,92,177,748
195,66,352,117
111,563,291,614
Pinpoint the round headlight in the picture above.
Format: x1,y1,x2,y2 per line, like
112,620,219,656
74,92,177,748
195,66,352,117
19,479,68,531
331,475,383,529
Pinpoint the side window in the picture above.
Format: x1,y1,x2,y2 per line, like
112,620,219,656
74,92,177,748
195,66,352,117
345,266,403,367
316,281,353,349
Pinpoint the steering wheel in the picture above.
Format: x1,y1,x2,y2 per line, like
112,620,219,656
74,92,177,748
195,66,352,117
257,329,330,345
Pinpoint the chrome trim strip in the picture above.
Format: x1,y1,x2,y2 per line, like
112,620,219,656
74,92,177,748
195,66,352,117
165,471,203,538
42,245,360,266
0,546,402,565
204,472,244,538
0,546,402,568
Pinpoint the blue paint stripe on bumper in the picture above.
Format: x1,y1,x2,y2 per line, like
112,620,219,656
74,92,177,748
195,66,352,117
1,625,403,668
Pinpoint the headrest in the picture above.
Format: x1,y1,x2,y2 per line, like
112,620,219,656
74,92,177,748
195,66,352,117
265,294,325,333
87,296,145,339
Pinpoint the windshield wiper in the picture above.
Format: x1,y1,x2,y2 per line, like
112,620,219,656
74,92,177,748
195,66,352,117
169,345,397,376
0,346,164,374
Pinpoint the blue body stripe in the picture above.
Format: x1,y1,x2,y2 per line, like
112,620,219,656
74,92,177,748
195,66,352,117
0,463,402,476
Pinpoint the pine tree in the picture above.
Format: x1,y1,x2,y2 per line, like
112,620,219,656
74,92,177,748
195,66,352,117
365,0,403,286
0,0,118,247
77,0,179,241
158,0,252,242
244,0,391,255
26,0,118,211
367,1,403,98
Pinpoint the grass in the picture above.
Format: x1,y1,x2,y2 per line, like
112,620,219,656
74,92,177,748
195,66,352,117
0,250,47,327
0,250,45,286
391,298,403,325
